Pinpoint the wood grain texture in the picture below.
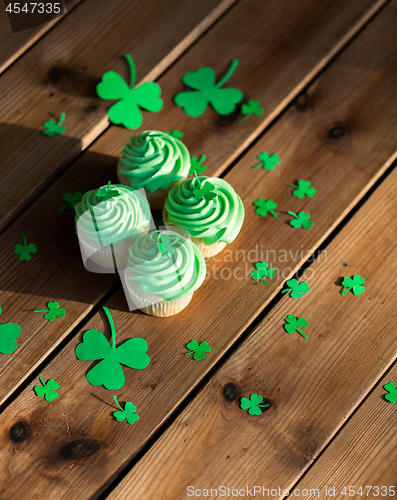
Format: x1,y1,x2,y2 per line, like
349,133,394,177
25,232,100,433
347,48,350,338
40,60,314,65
107,162,397,500
1,2,397,497
0,0,385,230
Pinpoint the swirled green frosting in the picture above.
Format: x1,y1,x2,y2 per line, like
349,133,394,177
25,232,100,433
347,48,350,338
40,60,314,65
75,184,150,246
164,176,245,245
118,130,190,192
126,230,206,301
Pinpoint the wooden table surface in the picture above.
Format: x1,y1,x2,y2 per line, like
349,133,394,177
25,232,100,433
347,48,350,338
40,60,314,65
0,0,396,498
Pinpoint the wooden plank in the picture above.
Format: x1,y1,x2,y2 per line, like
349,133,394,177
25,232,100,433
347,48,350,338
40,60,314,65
107,165,397,500
1,2,397,497
0,0,385,230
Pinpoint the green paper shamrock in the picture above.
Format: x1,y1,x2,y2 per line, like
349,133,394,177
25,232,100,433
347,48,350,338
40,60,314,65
97,54,163,129
0,306,21,355
96,181,120,202
113,395,140,424
193,176,217,202
34,301,66,322
284,314,308,339
174,59,243,117
76,307,150,390
341,275,366,296
240,394,269,415
168,129,183,139
241,99,263,121
288,180,316,199
189,155,207,175
42,113,66,136
251,262,275,286
253,198,278,218
34,377,59,401
59,192,83,213
384,382,397,403
288,211,313,229
252,152,280,170
282,279,310,298
157,234,174,259
185,340,211,361
14,235,37,261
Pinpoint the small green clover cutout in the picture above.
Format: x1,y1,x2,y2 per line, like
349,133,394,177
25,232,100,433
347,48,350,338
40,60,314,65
60,192,83,213
157,234,174,259
241,99,263,121
42,113,66,136
253,198,278,218
185,340,211,361
189,155,207,175
341,275,366,296
253,152,280,170
240,394,269,415
288,211,313,229
97,54,163,129
288,180,316,199
96,181,120,202
14,236,37,261
251,262,275,286
113,395,140,424
284,314,308,339
193,175,217,202
34,377,59,401
34,301,66,322
282,279,310,298
0,306,21,355
384,382,397,403
168,129,183,139
76,307,150,390
174,59,243,117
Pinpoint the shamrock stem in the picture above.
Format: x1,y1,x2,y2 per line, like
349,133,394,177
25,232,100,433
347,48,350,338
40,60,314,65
59,203,69,213
269,209,278,219
57,113,66,126
340,287,351,296
39,376,44,386
288,211,298,218
297,328,307,339
194,171,203,188
252,162,262,169
185,351,193,355
114,395,123,411
258,404,270,408
240,113,250,121
216,59,239,88
103,306,117,348
125,54,136,88
23,235,27,246
287,185,298,189
281,288,291,294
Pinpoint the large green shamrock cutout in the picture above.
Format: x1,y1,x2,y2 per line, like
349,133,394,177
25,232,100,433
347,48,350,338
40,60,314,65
34,301,66,322
96,181,120,202
113,396,140,424
76,307,150,390
60,192,83,213
384,382,397,403
282,279,310,298
288,211,313,229
253,198,278,218
174,59,243,117
288,180,316,199
240,394,269,415
185,340,211,361
251,262,275,286
284,314,308,339
14,235,37,261
0,307,21,355
252,152,280,170
341,275,366,296
34,377,59,401
241,99,263,121
193,176,217,202
189,155,207,175
42,113,66,136
97,54,163,129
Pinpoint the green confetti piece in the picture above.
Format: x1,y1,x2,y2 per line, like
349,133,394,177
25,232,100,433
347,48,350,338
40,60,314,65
34,377,59,401
341,275,366,296
288,180,316,199
75,306,150,390
185,340,211,361
282,279,310,298
59,192,83,213
284,314,308,339
42,113,66,136
192,174,217,202
251,262,275,286
97,54,163,129
384,382,397,403
168,129,183,138
113,395,140,425
34,301,66,322
14,235,37,261
288,211,313,229
240,394,269,415
252,152,280,170
253,198,278,218
96,181,120,201
0,306,21,355
240,99,263,121
174,59,243,117
189,155,207,175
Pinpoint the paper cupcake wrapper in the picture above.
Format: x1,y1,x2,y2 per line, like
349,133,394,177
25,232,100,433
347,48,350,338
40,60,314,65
77,233,133,271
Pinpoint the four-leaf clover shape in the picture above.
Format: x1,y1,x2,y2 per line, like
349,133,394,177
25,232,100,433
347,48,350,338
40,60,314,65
0,306,21,355
174,59,243,117
42,113,66,136
60,192,83,213
96,181,120,202
97,54,163,129
185,340,211,361
288,211,313,229
34,377,59,401
341,275,366,296
282,279,310,298
113,395,140,424
241,99,263,120
384,382,397,403
76,307,150,390
189,155,207,175
251,262,275,286
253,152,280,170
34,301,66,322
240,394,269,415
284,314,308,339
14,235,37,261
288,180,316,199
253,198,278,218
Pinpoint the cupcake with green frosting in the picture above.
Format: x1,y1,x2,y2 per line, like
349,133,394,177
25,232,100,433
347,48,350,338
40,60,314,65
163,176,245,258
118,130,190,210
75,183,150,270
124,230,206,317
